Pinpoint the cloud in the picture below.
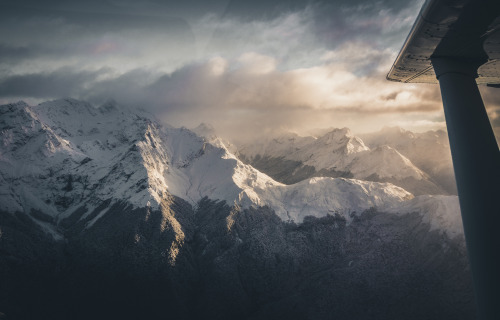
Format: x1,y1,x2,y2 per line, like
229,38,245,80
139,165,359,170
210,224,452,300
0,43,442,139
36,49,436,138
0,67,108,99
0,0,421,75
478,86,500,143
389,119,447,132
0,0,451,141
480,86,500,110
0,3,197,75
0,2,418,76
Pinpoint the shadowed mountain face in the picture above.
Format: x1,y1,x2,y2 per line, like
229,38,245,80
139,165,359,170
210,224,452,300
0,198,475,320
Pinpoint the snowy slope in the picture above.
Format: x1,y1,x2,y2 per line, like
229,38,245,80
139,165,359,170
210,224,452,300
236,128,445,195
1,99,462,239
0,99,172,236
238,128,426,179
385,195,463,238
359,126,453,176
360,126,457,194
258,177,412,222
158,128,413,222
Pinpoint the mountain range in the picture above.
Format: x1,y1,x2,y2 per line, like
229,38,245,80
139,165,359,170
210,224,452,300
236,127,456,195
0,99,474,319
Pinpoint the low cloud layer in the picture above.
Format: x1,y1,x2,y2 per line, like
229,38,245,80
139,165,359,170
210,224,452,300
0,51,444,140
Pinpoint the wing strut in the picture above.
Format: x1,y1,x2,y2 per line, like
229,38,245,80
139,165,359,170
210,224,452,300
387,1,500,318
432,57,500,320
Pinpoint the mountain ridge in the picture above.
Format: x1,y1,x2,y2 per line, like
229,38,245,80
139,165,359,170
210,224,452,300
236,125,454,195
0,98,474,320
1,98,433,236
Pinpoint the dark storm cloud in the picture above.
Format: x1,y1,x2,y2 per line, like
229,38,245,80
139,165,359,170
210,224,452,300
0,3,195,50
0,0,419,70
0,0,198,78
215,0,414,21
310,0,418,44
0,44,38,62
0,68,108,98
198,0,424,76
1,0,412,19
0,44,72,64
0,6,192,33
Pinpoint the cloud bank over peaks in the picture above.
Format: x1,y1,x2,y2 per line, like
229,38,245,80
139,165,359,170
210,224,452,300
0,50,445,141
2,0,497,141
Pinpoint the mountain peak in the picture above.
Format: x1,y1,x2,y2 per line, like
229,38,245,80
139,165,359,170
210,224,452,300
192,122,216,138
35,98,98,120
378,126,416,140
0,100,29,109
99,98,119,113
316,127,368,154
322,127,351,137
1,98,430,234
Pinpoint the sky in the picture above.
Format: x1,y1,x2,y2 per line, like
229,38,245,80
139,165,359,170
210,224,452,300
1,0,499,141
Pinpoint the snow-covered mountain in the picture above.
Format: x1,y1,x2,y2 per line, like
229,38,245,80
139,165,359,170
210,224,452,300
0,99,473,320
237,128,447,195
0,99,418,231
360,126,457,194
1,99,464,233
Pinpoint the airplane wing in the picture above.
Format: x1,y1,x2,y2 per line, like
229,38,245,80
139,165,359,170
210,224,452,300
387,0,500,86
